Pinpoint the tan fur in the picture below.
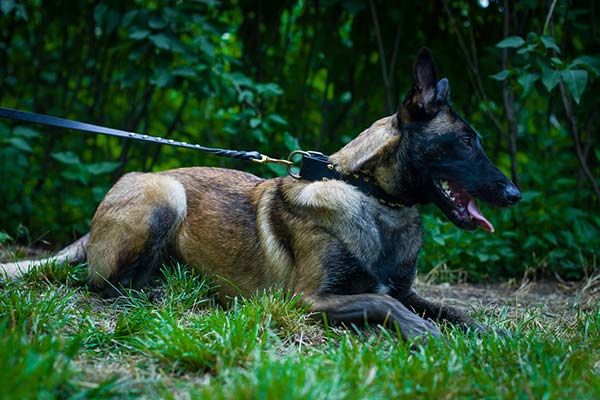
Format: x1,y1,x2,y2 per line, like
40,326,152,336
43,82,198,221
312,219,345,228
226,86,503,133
329,115,400,173
422,109,464,135
87,172,187,286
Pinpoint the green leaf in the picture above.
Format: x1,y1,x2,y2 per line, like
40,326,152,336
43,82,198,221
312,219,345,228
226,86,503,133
151,68,171,87
93,3,108,27
540,36,561,53
0,121,9,138
267,114,287,126
496,36,525,48
517,72,539,96
432,236,445,246
237,90,255,104
229,72,253,87
490,70,510,81
149,33,171,50
340,91,352,103
256,82,283,96
0,230,12,244
540,64,561,92
569,55,600,76
92,186,108,202
561,69,588,104
13,126,41,138
283,132,300,152
87,161,120,175
476,253,489,262
266,163,287,177
104,10,120,34
148,15,167,30
252,129,266,143
249,118,261,128
51,151,80,165
0,0,15,14
516,43,537,55
6,137,32,152
172,67,197,78
594,149,600,162
129,29,150,40
62,169,89,185
121,10,138,28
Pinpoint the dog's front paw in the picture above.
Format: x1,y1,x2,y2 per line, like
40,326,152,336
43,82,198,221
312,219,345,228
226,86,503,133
491,327,512,338
466,322,511,338
401,318,442,342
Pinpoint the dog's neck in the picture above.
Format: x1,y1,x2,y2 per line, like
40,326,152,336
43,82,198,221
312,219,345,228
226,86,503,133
329,115,416,205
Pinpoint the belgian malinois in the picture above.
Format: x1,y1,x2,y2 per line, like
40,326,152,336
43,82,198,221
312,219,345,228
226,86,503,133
1,48,521,340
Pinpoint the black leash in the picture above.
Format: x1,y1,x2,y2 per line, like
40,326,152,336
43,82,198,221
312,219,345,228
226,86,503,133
0,106,406,207
0,106,272,163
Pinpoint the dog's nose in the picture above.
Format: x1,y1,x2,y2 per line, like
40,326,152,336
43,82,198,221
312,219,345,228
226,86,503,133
498,180,522,205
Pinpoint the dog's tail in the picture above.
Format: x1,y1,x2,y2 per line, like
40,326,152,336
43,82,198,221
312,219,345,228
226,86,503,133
0,233,89,279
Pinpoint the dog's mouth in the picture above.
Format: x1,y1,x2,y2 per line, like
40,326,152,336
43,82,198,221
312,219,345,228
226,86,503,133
434,179,494,232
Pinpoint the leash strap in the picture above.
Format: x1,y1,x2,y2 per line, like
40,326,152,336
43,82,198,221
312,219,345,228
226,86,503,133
0,106,263,161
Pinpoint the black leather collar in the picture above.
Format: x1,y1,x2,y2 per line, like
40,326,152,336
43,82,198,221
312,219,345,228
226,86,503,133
297,152,411,208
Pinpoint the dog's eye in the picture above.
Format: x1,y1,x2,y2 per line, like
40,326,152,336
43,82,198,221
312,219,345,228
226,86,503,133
461,136,473,147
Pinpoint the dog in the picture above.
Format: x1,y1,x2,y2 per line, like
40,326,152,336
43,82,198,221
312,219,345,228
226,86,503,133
1,48,521,340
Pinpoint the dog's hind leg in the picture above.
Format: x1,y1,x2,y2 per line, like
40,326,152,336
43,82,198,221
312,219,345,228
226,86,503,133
306,293,441,341
398,291,488,333
86,172,187,297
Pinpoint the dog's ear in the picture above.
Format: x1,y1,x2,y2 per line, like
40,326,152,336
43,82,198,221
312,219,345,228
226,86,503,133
436,78,451,104
399,48,450,124
328,116,400,173
412,47,437,111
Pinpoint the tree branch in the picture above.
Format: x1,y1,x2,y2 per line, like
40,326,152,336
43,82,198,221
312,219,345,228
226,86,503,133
550,3,600,204
501,0,520,187
442,0,510,159
542,0,558,35
558,82,600,204
369,0,393,114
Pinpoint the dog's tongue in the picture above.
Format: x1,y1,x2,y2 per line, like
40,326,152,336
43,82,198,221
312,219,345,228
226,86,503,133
467,199,494,232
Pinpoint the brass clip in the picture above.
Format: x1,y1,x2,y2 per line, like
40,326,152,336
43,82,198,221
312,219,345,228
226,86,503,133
252,154,294,167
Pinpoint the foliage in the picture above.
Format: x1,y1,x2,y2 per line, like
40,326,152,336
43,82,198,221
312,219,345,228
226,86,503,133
0,0,599,280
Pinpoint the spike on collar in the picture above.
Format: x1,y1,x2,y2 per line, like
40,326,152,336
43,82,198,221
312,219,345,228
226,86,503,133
297,152,411,208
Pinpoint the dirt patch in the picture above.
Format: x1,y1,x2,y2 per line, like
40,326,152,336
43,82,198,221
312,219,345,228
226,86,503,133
0,244,49,262
416,277,600,324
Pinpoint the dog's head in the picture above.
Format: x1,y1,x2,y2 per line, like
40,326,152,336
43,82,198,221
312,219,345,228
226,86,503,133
331,48,521,232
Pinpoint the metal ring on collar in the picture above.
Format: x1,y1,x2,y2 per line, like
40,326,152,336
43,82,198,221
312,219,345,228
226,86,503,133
286,150,310,179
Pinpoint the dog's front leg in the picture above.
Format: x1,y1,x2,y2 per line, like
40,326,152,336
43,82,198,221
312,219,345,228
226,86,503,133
397,290,488,333
306,293,441,341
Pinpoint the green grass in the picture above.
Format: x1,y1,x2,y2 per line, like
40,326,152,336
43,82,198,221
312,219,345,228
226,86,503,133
1,262,599,399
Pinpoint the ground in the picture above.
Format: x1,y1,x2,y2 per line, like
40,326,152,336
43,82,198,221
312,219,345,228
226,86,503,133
419,277,600,323
1,246,599,399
